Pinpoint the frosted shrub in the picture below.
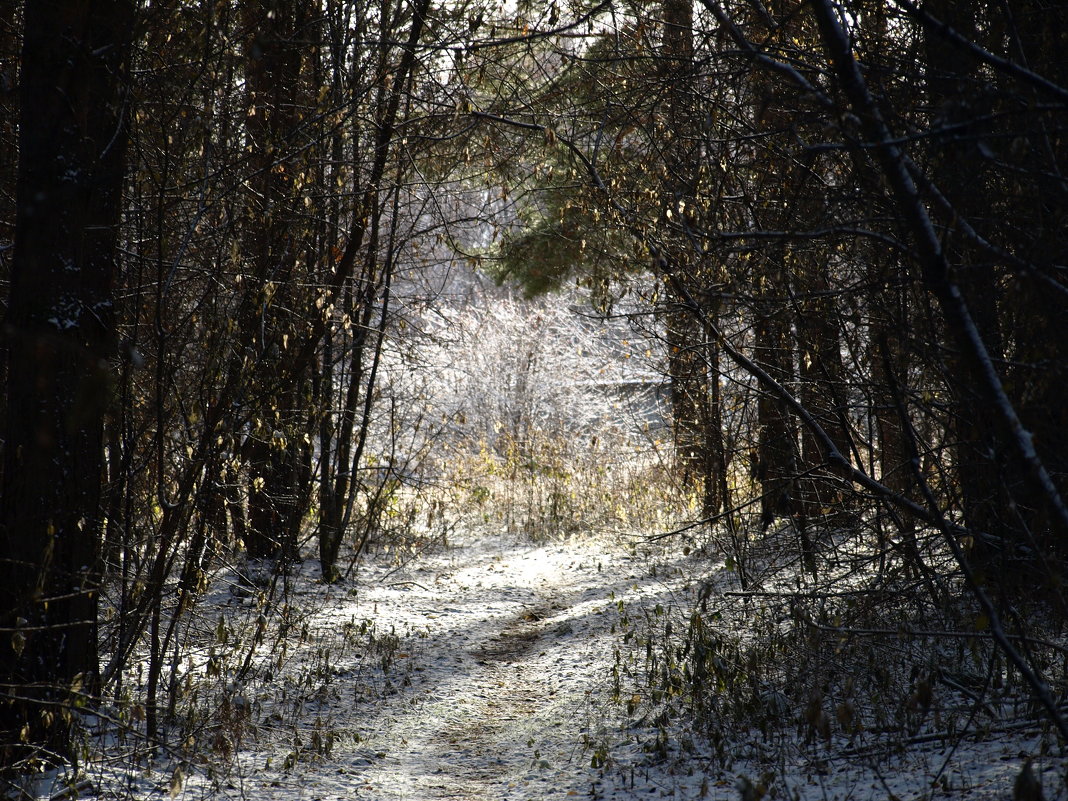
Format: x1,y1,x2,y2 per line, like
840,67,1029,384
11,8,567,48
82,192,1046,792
383,288,679,539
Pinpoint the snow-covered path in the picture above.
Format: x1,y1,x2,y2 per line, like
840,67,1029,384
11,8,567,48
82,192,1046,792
336,536,657,800
165,531,1057,801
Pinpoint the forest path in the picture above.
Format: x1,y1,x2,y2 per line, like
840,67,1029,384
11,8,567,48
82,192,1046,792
330,533,668,801
193,529,1044,801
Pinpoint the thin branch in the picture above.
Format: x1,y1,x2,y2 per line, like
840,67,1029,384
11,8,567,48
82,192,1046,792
892,0,1068,103
809,0,1068,742
698,0,835,111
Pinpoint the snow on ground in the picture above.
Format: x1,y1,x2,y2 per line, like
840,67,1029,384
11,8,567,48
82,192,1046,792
60,528,1065,801
230,531,673,801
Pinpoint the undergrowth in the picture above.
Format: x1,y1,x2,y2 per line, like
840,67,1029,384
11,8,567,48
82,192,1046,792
439,432,687,542
605,515,1068,795
62,549,425,801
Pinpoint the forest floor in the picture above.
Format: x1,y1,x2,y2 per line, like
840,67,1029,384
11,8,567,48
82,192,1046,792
68,528,1063,801
198,530,689,801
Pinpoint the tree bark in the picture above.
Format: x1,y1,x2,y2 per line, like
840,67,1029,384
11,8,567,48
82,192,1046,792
240,0,311,561
660,0,724,514
0,0,134,771
753,279,800,530
922,0,1012,563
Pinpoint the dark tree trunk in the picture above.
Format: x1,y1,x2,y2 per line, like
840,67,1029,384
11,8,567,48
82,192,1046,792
703,312,730,518
746,4,806,537
993,0,1068,573
0,0,18,327
796,267,854,518
666,308,713,487
660,0,725,514
923,0,1020,570
753,284,800,531
0,0,134,772
240,0,311,561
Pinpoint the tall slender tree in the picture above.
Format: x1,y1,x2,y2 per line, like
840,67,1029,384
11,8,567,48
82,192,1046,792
238,0,316,561
0,0,135,772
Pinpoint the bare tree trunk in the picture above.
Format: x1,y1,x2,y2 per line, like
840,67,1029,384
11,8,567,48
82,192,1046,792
753,279,800,531
796,267,854,519
0,0,18,335
991,0,1068,570
703,312,730,517
660,0,724,515
922,0,1011,564
240,0,311,561
0,0,134,773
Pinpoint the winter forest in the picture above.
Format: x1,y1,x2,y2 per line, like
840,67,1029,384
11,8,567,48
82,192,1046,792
2,0,1067,798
